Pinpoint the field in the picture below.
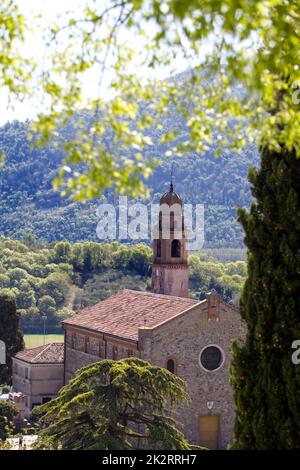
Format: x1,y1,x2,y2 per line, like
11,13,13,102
24,334,64,349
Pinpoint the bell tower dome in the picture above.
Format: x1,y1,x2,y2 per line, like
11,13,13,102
151,181,189,298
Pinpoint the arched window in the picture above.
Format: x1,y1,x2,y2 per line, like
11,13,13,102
170,211,179,231
166,358,176,374
171,239,181,258
159,211,162,231
170,211,174,231
157,239,161,258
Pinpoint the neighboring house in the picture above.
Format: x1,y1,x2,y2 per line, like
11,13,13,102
12,343,64,418
12,182,246,448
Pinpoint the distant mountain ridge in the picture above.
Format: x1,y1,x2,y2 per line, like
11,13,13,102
0,119,259,247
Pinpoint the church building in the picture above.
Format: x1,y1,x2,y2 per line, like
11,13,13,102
12,183,246,449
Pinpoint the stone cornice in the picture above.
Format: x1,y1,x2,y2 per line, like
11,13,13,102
151,263,188,270
12,358,64,368
63,324,138,347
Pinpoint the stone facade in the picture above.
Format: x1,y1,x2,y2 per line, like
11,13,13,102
151,263,189,298
64,326,138,383
12,359,64,417
13,182,247,449
138,292,246,449
63,292,246,449
151,186,189,298
12,343,64,417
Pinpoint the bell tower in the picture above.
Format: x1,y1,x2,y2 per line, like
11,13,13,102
151,179,189,298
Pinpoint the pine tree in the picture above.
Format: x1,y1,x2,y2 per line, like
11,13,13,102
33,357,200,450
230,146,300,449
0,295,24,385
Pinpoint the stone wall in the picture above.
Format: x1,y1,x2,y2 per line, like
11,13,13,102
63,295,246,449
64,327,139,383
12,359,64,417
139,296,246,449
151,264,189,298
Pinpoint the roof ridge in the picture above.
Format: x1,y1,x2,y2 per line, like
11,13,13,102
76,289,199,316
64,289,204,342
14,342,64,364
32,342,63,361
207,290,240,311
33,342,53,361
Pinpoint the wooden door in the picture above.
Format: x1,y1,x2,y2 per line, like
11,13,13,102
199,415,220,449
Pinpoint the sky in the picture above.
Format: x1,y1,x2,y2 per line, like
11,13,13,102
0,0,77,123
0,0,186,125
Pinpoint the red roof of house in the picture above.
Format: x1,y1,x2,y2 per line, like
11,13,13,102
63,289,199,341
14,343,64,364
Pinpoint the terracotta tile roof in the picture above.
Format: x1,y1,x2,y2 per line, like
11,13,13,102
14,343,64,364
63,289,199,341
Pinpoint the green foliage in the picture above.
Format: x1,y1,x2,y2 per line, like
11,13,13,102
0,400,17,441
0,120,257,248
0,439,12,449
0,237,75,333
0,295,24,385
189,254,245,302
0,1,299,201
0,236,246,332
33,357,198,450
20,0,300,200
0,1,31,94
38,295,56,319
113,244,152,276
39,272,70,307
230,146,300,449
77,269,148,308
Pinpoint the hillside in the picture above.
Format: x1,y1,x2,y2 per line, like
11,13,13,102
0,119,259,248
0,238,246,333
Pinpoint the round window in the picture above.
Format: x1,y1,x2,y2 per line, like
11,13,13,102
199,345,224,371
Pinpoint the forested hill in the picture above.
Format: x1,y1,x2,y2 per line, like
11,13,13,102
0,237,246,333
0,119,259,247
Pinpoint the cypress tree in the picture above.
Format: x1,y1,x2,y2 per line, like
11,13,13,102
230,146,300,449
0,295,24,385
